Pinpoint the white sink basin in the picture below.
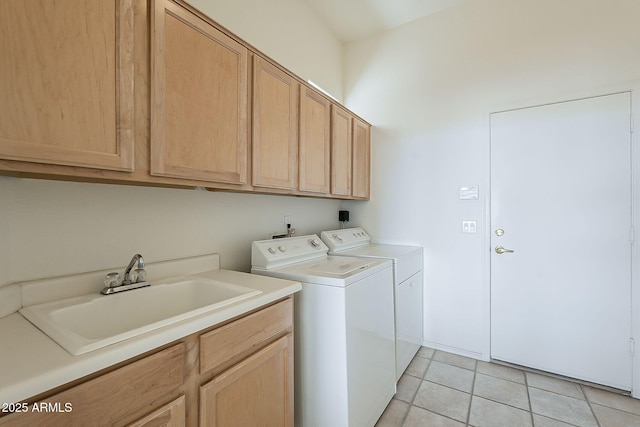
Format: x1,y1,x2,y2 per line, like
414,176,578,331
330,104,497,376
19,278,262,355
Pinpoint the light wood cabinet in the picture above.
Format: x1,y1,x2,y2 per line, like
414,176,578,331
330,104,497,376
252,56,298,190
127,396,186,427
200,335,293,427
0,0,371,200
299,86,331,194
330,105,353,197
331,106,371,199
199,298,294,426
151,0,249,185
0,298,294,427
352,118,371,199
0,344,185,427
0,0,135,172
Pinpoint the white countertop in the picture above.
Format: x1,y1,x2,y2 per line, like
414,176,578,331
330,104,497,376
0,267,301,405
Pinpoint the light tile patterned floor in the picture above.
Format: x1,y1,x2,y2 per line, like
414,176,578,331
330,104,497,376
376,347,640,427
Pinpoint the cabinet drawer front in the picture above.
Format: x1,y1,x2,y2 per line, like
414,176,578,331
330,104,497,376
0,344,184,427
200,298,293,374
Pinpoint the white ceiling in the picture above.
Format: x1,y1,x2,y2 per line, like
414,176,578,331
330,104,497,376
301,0,469,42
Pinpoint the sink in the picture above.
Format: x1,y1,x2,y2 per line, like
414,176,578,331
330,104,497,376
19,278,262,355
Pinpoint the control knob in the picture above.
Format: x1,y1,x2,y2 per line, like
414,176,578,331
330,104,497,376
309,238,322,248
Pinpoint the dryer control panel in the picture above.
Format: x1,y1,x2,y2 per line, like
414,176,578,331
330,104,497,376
321,227,371,252
251,234,328,270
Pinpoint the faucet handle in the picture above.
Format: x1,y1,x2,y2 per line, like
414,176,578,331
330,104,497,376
134,268,147,283
104,272,120,288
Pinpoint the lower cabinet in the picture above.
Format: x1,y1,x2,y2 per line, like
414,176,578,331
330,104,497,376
200,335,293,427
128,396,186,427
198,298,294,426
0,298,293,427
0,344,185,427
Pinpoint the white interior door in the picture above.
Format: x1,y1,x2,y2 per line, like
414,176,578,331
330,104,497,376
490,93,632,390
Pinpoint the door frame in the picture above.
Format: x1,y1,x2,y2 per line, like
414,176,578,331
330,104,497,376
481,82,640,397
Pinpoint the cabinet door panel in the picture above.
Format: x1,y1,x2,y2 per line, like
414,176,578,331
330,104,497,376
0,0,134,171
352,118,371,199
330,106,352,196
151,0,248,184
127,395,185,427
299,87,330,194
0,344,184,427
200,335,293,427
252,57,298,190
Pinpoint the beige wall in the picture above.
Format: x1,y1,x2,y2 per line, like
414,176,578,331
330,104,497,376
0,0,344,287
0,178,340,285
342,0,640,357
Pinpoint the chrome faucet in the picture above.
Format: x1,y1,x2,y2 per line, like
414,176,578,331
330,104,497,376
123,254,145,285
101,254,150,295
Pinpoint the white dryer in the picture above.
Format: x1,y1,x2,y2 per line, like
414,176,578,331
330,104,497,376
251,234,395,427
321,227,423,380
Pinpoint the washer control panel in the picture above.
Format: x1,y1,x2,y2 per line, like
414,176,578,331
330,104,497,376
321,227,371,252
252,234,328,269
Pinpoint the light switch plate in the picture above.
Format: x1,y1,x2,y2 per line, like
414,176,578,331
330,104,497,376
462,220,477,233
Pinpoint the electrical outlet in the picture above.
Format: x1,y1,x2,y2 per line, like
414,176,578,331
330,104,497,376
284,215,292,227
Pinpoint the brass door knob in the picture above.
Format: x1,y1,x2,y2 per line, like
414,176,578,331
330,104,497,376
495,245,515,254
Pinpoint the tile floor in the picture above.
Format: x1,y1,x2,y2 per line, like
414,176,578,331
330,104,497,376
376,347,640,427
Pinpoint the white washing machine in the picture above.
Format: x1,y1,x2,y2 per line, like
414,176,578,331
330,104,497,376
251,234,396,427
321,227,423,380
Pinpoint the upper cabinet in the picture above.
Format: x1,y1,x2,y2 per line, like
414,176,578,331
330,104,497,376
150,0,249,185
0,0,371,200
299,86,331,195
252,56,298,190
331,106,371,199
0,0,135,171
352,118,371,199
330,106,353,197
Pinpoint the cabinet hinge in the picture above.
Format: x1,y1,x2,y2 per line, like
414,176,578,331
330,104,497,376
630,338,635,356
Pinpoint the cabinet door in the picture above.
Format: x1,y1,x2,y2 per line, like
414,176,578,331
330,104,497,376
252,57,298,190
330,105,353,196
352,118,371,199
299,86,330,194
151,0,248,184
127,395,185,427
200,335,293,427
0,0,134,171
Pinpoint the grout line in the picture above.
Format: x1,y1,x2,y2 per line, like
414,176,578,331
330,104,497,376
523,370,535,427
465,359,478,427
396,350,433,426
492,359,631,397
401,348,637,427
581,384,603,427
